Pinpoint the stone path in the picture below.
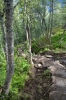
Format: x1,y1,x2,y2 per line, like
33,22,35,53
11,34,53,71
33,54,66,100
49,61,66,100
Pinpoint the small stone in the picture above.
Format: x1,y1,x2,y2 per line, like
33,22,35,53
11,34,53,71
38,63,42,67
34,63,42,69
45,55,53,58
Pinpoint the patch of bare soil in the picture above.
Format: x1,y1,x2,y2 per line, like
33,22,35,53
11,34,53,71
21,69,51,100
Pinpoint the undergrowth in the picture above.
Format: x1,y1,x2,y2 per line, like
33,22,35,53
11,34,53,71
0,48,30,100
32,31,66,54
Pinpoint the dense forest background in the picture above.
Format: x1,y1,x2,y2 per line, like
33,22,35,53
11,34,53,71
0,0,66,100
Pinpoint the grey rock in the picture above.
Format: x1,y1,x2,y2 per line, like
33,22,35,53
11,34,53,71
52,76,66,87
48,66,66,78
53,61,65,68
49,84,66,93
49,91,66,100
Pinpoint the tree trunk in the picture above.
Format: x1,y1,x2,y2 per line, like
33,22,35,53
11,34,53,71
24,0,33,65
28,22,33,64
24,0,29,42
0,16,8,60
3,0,14,95
49,0,53,43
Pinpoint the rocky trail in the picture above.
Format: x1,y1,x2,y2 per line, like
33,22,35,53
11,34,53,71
21,52,66,100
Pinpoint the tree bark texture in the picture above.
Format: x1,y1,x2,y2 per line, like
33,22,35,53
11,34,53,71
0,16,8,60
3,0,14,95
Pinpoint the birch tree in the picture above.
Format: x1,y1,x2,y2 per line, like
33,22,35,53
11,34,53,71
3,0,14,95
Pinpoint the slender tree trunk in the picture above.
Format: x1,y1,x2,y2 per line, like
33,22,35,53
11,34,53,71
3,0,14,95
28,21,32,64
0,16,8,59
25,24,29,42
24,0,32,64
24,0,29,42
49,0,53,43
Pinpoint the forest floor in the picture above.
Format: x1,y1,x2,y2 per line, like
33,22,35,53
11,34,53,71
20,51,66,100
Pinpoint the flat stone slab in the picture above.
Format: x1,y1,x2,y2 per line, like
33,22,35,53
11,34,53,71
49,84,66,93
49,91,66,100
49,66,66,78
52,76,66,87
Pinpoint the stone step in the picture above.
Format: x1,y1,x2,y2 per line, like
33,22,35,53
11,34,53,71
52,76,66,87
49,84,66,93
49,91,66,100
48,66,66,78
48,61,66,100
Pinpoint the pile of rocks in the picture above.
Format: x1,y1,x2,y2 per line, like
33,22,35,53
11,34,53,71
32,55,53,76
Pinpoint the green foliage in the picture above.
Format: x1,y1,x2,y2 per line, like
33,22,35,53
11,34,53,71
31,41,41,54
0,0,4,13
32,31,66,54
0,47,30,100
52,32,66,49
9,54,30,99
0,51,6,86
32,37,48,54
14,42,28,54
43,69,51,79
